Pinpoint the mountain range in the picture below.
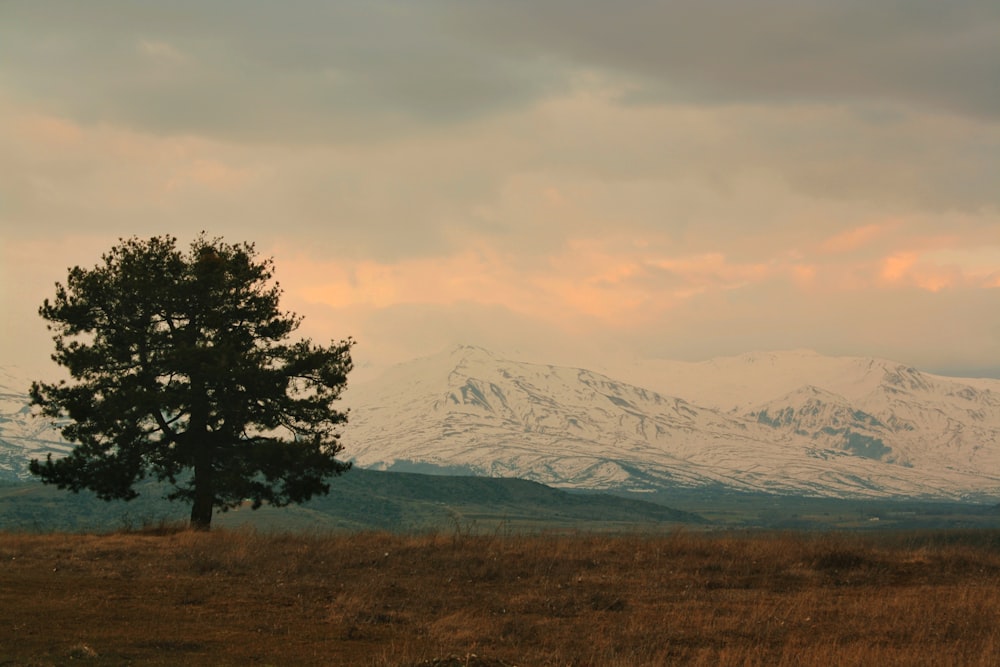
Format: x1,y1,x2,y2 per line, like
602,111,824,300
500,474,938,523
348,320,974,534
3,347,1000,501
341,346,1000,500
0,367,72,481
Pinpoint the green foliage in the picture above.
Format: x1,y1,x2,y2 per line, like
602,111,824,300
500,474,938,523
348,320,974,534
29,234,353,529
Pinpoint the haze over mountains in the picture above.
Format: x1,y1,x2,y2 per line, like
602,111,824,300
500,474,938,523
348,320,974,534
3,347,1000,501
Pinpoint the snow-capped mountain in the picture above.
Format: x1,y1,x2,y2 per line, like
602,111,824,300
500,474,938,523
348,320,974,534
4,347,1000,500
0,368,72,480
340,346,1000,500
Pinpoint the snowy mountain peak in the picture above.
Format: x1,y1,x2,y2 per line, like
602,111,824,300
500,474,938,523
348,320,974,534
748,384,896,464
5,350,1000,500
879,364,936,394
0,367,71,480
728,349,823,366
342,347,1000,499
447,343,500,365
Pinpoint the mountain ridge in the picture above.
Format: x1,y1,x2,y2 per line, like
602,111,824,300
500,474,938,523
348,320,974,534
3,346,1000,501
341,345,1000,500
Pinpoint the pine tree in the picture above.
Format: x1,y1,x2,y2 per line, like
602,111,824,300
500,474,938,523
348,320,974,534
30,234,353,529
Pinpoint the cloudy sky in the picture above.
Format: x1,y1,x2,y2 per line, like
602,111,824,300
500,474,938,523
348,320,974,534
1,0,998,383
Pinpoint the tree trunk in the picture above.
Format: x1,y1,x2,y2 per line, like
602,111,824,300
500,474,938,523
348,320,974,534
190,452,214,531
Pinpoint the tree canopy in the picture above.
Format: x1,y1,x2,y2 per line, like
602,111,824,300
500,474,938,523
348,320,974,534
30,235,354,529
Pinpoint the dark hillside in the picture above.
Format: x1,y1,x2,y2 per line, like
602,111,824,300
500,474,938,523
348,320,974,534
0,468,703,533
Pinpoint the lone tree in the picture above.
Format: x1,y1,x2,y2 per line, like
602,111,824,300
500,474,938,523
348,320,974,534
30,235,354,530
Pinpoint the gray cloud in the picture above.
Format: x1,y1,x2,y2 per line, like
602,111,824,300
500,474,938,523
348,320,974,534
448,0,1000,120
2,0,999,379
0,0,566,141
4,0,996,145
3,0,996,214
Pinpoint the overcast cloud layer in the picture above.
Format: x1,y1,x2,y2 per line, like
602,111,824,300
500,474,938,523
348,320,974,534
1,1,998,382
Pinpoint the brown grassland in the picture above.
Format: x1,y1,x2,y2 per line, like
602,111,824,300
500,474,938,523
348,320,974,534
2,527,1000,666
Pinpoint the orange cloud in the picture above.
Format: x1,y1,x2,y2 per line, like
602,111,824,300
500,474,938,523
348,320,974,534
16,114,83,146
877,246,1000,292
821,223,890,254
881,252,917,282
166,158,256,193
284,241,811,333
913,272,957,292
790,264,817,287
291,247,543,314
647,253,772,291
880,251,956,291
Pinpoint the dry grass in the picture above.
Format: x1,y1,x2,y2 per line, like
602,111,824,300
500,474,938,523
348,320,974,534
2,527,1000,665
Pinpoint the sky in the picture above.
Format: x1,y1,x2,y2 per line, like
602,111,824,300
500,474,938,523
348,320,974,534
1,0,999,383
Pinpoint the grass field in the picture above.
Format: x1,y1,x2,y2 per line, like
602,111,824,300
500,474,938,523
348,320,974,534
3,527,1000,665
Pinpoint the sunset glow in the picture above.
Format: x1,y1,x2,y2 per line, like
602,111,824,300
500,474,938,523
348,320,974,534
1,1,997,378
